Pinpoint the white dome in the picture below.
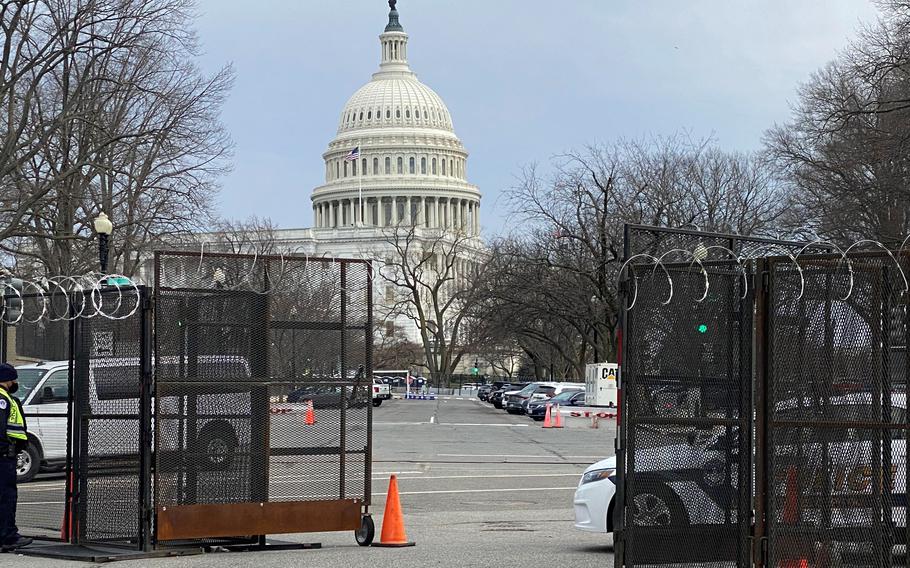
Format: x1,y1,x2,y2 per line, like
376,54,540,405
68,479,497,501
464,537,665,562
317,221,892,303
311,3,481,237
338,77,454,134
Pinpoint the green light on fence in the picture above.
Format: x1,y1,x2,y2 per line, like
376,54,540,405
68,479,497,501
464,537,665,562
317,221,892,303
697,324,708,334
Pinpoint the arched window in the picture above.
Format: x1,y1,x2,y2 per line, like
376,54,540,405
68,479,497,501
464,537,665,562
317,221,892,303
352,160,357,176
386,109,391,119
432,158,437,175
405,109,410,119
344,161,348,177
397,157,403,174
396,108,401,118
373,157,379,174
421,157,427,174
367,111,372,120
409,157,415,174
441,159,446,176
336,161,340,179
362,158,367,176
450,159,454,177
385,157,391,174
416,109,420,119
359,111,363,121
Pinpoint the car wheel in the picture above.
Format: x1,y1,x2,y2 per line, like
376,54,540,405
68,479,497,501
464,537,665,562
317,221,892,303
631,485,688,527
355,515,375,546
16,443,41,483
493,401,502,409
506,408,520,414
372,399,382,407
196,423,238,471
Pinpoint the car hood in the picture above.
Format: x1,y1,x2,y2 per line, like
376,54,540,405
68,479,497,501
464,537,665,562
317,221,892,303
584,455,617,473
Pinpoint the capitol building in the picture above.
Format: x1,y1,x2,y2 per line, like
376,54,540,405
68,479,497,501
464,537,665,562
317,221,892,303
241,2,484,347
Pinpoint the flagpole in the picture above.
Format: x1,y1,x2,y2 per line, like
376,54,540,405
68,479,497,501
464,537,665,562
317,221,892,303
358,139,363,227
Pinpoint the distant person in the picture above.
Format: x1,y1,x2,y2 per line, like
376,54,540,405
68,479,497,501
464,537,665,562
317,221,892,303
0,363,32,552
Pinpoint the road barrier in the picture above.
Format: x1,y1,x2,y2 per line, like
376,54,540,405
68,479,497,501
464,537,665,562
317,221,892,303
372,475,415,548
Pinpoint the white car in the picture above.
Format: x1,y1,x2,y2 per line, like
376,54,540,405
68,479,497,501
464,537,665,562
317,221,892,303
574,455,617,534
574,392,908,541
14,357,253,483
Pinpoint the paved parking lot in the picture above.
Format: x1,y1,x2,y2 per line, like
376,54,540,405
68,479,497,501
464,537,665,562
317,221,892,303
11,396,616,566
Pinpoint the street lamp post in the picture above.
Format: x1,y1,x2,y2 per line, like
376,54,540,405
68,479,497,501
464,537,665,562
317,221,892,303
93,212,113,273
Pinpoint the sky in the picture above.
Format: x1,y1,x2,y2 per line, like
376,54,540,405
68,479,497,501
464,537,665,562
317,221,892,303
193,0,878,236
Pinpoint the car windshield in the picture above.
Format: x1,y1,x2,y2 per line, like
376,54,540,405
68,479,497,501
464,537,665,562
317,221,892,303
518,384,538,395
15,368,48,400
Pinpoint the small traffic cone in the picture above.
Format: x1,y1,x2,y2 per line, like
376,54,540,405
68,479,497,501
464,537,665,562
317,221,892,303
552,404,564,428
779,560,808,568
305,400,316,425
373,475,415,547
542,404,553,428
61,470,74,541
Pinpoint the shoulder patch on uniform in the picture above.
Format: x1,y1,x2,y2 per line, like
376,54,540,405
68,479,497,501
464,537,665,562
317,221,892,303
0,399,7,410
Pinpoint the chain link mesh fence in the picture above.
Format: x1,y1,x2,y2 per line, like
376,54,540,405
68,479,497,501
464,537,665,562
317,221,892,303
153,251,372,542
767,254,908,568
621,225,908,568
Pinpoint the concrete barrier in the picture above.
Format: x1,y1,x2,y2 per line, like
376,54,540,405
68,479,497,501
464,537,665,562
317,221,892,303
556,406,617,429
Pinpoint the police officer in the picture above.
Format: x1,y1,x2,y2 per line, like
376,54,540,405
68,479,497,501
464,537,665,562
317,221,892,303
0,363,32,552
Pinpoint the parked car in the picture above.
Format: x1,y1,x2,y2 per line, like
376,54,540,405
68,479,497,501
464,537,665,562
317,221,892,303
527,389,586,420
505,383,557,414
287,384,369,408
478,385,494,401
490,384,525,409
372,378,391,406
574,391,909,551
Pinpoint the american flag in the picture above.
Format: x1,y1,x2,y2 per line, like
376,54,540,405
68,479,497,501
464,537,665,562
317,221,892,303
344,146,360,161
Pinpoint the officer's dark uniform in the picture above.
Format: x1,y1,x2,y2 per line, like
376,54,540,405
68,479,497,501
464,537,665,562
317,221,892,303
0,363,31,551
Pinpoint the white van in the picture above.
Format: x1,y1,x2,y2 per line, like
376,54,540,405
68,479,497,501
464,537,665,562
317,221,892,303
14,357,252,483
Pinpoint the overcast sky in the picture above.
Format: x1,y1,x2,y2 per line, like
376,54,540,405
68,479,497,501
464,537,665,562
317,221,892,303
193,0,878,235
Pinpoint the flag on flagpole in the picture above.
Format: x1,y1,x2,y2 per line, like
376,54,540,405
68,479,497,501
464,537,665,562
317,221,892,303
344,146,361,161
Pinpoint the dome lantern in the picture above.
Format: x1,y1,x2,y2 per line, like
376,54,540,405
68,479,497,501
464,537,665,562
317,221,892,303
378,1,409,76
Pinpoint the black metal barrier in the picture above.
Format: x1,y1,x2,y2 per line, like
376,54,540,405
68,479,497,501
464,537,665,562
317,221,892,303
619,225,910,568
1,251,373,558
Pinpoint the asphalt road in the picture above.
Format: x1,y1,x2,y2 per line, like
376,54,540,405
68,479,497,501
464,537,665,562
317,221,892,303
11,396,617,567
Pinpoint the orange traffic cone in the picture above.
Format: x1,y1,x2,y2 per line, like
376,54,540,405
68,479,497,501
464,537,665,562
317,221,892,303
373,475,415,547
61,470,73,541
552,404,564,428
542,404,553,428
779,560,808,568
305,400,316,425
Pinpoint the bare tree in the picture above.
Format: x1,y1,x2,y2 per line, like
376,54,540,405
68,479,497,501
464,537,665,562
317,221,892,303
374,224,486,385
479,135,782,376
766,0,910,244
0,0,233,276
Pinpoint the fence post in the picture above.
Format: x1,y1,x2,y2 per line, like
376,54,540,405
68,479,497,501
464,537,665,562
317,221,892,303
753,259,770,568
138,287,153,551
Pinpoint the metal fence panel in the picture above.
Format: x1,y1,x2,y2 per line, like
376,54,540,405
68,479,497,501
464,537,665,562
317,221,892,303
766,255,909,568
152,251,372,542
623,262,752,567
71,286,149,547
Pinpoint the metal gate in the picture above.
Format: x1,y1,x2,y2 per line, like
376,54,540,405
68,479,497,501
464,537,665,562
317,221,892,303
152,251,373,543
619,226,909,568
2,250,373,555
761,253,909,568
